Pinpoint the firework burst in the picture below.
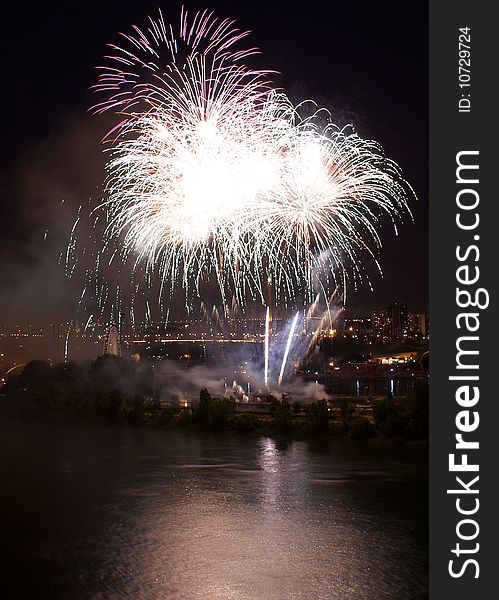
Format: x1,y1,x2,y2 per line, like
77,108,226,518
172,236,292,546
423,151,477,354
88,8,414,313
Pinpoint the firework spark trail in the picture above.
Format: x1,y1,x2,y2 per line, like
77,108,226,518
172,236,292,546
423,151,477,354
84,314,94,332
93,5,288,261
258,121,414,296
64,322,73,363
278,311,300,387
304,292,321,332
264,306,270,388
306,293,321,320
72,8,416,325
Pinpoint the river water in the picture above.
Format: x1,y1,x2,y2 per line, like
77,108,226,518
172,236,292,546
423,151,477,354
0,419,427,599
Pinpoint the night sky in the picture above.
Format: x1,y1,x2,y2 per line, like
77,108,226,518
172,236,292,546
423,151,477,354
0,0,428,324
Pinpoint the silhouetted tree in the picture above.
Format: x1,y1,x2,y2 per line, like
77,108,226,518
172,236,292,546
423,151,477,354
348,417,375,440
304,400,330,434
232,413,260,433
19,360,51,391
272,401,293,434
127,395,146,426
95,389,125,423
157,405,176,426
405,382,429,440
193,388,212,428
210,398,233,432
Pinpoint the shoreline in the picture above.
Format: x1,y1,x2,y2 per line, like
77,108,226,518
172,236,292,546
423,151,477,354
0,394,429,449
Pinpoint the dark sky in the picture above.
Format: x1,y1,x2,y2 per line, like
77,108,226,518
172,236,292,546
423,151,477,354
0,0,428,324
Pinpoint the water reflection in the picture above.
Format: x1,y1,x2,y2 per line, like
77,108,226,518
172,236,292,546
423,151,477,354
0,422,428,600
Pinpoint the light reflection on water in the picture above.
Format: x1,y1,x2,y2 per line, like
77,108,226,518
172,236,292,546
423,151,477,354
0,421,428,599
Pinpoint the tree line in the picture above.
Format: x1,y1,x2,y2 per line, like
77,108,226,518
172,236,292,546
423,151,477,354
3,356,428,441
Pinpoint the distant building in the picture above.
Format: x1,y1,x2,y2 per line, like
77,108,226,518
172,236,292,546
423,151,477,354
103,325,121,357
343,318,371,339
371,310,391,339
408,312,429,338
387,302,408,339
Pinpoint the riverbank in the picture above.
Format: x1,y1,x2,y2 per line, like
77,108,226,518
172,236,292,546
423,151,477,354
0,384,429,446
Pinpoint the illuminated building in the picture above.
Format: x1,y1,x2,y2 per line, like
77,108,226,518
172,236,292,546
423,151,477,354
103,325,121,357
408,312,429,338
387,302,408,339
371,310,391,339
